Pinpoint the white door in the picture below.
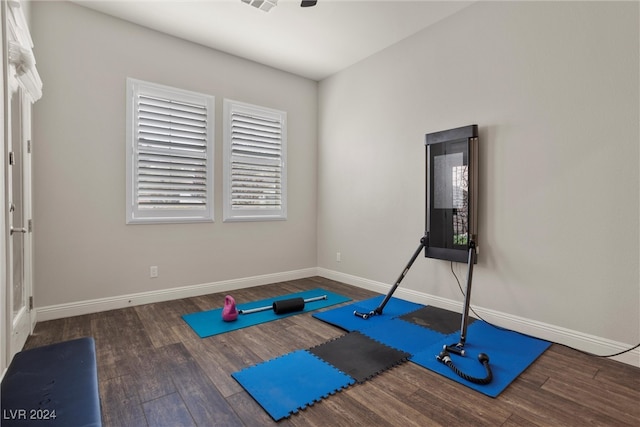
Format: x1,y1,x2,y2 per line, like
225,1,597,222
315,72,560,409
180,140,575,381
6,86,32,360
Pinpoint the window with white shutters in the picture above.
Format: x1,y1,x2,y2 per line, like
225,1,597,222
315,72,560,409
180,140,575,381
126,79,214,224
223,99,287,221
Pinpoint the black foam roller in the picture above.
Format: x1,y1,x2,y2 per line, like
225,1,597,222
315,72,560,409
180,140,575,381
272,297,305,314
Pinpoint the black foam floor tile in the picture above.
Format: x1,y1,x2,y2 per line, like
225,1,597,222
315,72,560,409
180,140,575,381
399,305,476,335
308,331,410,383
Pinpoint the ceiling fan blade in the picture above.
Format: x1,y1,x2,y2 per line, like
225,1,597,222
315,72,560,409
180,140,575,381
301,0,317,7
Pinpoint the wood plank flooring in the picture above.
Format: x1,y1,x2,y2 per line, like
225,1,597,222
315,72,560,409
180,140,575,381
23,277,640,426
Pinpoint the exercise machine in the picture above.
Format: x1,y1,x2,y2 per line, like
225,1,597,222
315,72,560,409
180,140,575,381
354,124,492,385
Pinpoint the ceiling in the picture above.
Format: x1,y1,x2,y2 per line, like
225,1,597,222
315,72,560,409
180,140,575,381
72,0,473,81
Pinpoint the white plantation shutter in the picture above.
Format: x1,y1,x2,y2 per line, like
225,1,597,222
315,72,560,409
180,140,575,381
223,100,287,221
127,79,214,223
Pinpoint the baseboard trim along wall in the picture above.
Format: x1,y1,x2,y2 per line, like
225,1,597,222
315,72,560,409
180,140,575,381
317,268,640,368
34,267,638,367
35,268,318,322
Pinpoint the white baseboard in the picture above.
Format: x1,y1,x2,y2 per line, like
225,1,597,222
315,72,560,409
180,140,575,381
317,268,640,368
35,267,318,322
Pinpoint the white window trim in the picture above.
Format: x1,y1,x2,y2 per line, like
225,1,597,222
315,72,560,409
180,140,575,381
126,78,214,224
223,99,287,222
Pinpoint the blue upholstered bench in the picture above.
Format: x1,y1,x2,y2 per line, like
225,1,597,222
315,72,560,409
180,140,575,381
1,337,102,426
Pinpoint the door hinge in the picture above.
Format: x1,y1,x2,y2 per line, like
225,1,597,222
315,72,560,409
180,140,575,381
27,140,32,153
28,219,33,232
29,296,33,310
9,151,14,165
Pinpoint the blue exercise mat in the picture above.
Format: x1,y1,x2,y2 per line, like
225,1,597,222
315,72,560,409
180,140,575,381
410,321,552,397
183,288,351,338
312,295,423,332
358,317,447,355
233,295,552,421
232,349,355,421
314,296,551,398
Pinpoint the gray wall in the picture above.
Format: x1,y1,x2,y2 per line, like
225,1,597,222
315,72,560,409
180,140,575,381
317,1,639,347
31,1,318,307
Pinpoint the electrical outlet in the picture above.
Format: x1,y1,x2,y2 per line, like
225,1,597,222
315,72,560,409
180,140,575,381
150,266,158,278
336,252,341,262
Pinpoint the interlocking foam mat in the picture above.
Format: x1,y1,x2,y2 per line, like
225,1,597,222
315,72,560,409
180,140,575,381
399,305,476,334
410,321,552,397
313,297,551,397
311,295,424,332
308,331,410,383
355,317,447,356
232,333,411,421
231,350,355,421
182,288,351,338
233,296,551,420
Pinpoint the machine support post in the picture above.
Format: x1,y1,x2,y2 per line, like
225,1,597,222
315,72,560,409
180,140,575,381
458,240,476,346
437,239,492,385
444,239,476,356
375,235,427,315
353,235,427,319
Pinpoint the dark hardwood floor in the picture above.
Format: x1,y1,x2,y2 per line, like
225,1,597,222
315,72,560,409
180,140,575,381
24,277,640,426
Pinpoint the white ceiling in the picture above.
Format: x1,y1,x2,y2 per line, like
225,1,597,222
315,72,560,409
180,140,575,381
72,0,473,81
